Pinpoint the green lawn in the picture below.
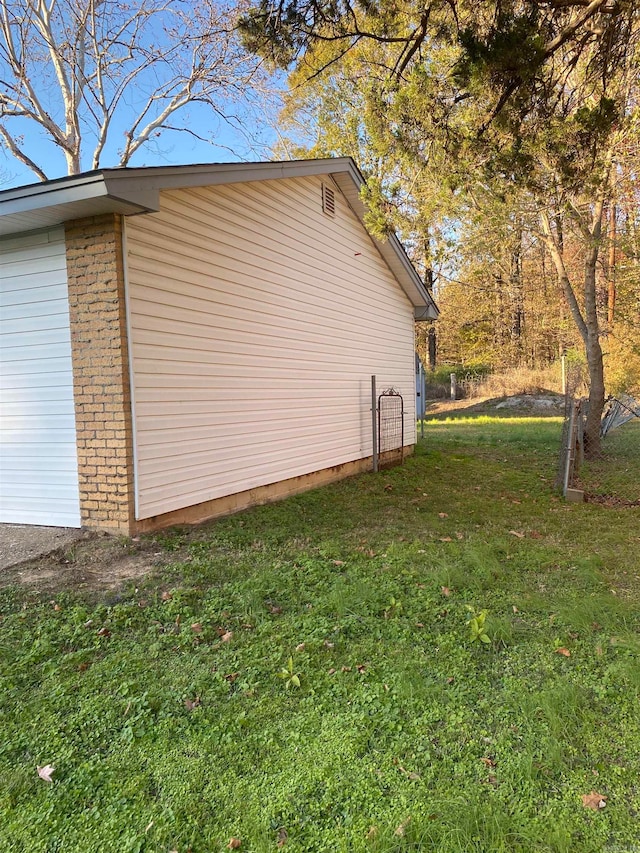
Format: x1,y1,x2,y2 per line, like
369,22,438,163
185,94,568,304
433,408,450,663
2,415,640,853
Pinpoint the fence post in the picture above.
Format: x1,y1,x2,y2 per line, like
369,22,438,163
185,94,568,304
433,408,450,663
371,375,378,473
577,401,585,467
450,372,457,401
563,402,576,496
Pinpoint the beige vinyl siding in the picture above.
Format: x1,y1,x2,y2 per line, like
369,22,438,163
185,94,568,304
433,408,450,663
125,175,416,519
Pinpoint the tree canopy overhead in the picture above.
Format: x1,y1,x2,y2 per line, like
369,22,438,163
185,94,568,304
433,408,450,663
240,0,635,115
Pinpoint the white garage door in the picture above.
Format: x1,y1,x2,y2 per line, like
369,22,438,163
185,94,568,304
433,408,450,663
0,228,81,527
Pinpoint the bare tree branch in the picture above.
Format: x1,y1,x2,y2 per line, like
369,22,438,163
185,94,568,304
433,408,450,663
0,0,266,178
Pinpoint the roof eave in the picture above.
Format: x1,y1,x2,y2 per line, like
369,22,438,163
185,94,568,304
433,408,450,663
0,158,439,317
0,172,159,237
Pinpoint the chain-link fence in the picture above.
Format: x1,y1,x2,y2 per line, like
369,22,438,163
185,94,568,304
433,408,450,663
557,391,640,505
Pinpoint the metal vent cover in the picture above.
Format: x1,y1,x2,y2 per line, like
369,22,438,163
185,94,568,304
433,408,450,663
322,183,336,216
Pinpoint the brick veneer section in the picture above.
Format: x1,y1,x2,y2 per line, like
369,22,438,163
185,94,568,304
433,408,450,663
65,214,135,533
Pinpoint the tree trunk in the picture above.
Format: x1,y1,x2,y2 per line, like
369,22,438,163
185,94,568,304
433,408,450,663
428,324,437,370
540,207,605,456
509,238,524,361
583,244,605,456
607,203,616,328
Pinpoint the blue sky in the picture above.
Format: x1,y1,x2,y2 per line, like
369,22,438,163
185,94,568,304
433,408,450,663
3,96,284,189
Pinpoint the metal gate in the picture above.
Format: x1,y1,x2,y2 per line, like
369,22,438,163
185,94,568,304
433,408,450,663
378,388,404,466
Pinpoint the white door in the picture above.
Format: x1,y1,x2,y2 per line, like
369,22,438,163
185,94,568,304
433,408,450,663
0,229,81,527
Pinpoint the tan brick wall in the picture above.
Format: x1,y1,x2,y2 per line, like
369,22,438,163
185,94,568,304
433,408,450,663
65,214,135,534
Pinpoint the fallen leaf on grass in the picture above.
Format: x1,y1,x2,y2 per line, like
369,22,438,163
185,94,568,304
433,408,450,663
394,817,411,837
480,757,496,767
439,537,453,543
184,697,201,711
582,791,607,810
555,647,571,657
295,643,306,652
328,668,336,675
220,631,233,643
384,484,393,492
438,512,448,518
441,586,451,597
356,664,367,674
228,838,242,849
529,530,543,539
224,672,239,683
97,627,111,638
269,604,283,615
366,826,378,840
509,530,525,538
331,560,345,566
341,666,352,673
456,532,464,540
161,591,173,601
37,765,55,782
397,764,421,781
190,622,202,633
276,827,288,847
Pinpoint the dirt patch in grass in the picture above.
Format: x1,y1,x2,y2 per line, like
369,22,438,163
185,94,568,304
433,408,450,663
426,393,565,417
0,531,184,596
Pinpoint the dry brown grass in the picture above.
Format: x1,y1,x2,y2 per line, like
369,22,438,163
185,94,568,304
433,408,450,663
462,365,566,398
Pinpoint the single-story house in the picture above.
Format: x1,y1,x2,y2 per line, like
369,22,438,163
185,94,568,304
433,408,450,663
0,158,438,534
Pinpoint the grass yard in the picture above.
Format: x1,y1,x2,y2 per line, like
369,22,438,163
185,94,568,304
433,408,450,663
2,413,640,853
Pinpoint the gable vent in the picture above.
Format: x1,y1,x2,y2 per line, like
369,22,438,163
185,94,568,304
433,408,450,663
322,183,336,217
